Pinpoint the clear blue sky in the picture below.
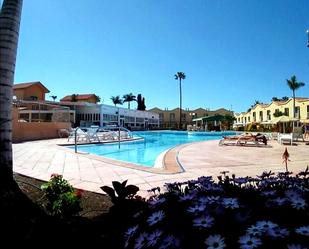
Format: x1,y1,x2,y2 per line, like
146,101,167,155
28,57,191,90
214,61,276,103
11,0,309,113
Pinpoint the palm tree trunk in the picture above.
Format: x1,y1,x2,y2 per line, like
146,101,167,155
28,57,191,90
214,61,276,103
0,0,23,183
179,78,182,130
292,90,296,118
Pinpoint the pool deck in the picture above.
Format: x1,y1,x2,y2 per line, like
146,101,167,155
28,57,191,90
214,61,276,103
13,138,309,198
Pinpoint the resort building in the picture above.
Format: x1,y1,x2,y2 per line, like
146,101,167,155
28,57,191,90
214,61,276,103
60,94,99,104
149,107,233,129
72,103,159,130
13,81,50,101
234,98,309,130
12,82,74,142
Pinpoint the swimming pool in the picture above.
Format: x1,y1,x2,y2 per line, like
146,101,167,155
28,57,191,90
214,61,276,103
68,131,236,167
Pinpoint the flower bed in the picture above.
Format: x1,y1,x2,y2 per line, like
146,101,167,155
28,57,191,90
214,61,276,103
121,170,309,249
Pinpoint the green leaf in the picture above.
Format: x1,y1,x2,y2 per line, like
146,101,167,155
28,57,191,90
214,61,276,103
100,186,116,198
112,181,125,198
125,185,139,197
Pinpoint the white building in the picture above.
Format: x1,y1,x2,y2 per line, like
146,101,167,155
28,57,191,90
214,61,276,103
74,103,159,130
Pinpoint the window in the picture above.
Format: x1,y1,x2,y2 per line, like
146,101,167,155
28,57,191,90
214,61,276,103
170,113,175,120
295,107,300,118
159,113,164,119
267,110,271,120
307,105,309,119
284,108,289,116
259,111,263,121
252,112,256,122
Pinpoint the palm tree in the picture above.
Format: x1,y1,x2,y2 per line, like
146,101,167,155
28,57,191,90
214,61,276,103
94,95,101,103
123,93,136,109
286,75,305,118
0,0,23,183
111,95,123,106
174,72,186,130
50,95,57,101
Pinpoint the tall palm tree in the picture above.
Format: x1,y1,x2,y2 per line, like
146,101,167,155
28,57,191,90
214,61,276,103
123,93,136,109
174,72,186,130
50,95,57,101
111,95,123,106
286,75,305,118
0,0,23,183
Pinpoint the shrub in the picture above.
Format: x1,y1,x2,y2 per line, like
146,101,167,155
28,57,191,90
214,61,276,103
122,169,309,249
41,174,83,218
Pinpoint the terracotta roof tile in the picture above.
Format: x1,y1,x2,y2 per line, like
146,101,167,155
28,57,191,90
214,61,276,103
60,94,96,101
13,81,50,92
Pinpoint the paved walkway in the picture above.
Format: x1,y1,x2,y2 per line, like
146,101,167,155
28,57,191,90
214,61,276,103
13,138,309,197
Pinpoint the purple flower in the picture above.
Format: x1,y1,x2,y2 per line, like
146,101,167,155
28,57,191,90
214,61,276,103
134,232,148,249
295,226,309,236
255,220,278,232
238,235,262,249
159,235,180,249
147,210,165,226
222,198,239,209
285,190,301,200
205,234,226,249
290,197,307,210
125,225,139,238
193,215,214,228
260,190,276,197
147,230,163,247
179,194,194,202
187,204,206,213
272,197,287,206
267,227,290,238
207,196,220,204
247,225,264,236
148,197,166,208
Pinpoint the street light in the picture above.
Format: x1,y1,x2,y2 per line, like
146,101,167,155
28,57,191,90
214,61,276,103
307,29,309,47
189,112,196,120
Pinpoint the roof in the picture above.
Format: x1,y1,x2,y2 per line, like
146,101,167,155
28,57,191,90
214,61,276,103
60,94,97,101
13,81,50,93
193,114,226,122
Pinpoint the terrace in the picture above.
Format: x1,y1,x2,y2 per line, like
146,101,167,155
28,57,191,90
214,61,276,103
13,137,309,197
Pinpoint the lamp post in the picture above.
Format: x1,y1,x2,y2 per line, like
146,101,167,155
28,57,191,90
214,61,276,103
189,112,196,130
189,112,196,122
307,29,309,47
116,108,120,149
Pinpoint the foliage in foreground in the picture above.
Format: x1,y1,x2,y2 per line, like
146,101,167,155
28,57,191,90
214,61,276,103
118,168,309,249
41,174,83,218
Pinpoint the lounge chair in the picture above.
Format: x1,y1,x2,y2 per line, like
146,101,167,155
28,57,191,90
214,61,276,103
292,127,304,142
68,128,92,142
278,133,293,145
219,133,267,146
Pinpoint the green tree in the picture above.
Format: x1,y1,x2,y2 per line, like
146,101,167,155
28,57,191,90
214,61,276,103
94,95,101,103
174,72,186,130
0,0,23,184
123,93,136,109
286,75,305,118
71,94,78,102
111,95,123,106
137,94,146,111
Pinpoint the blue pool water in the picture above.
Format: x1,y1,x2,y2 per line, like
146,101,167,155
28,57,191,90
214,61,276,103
68,131,236,167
